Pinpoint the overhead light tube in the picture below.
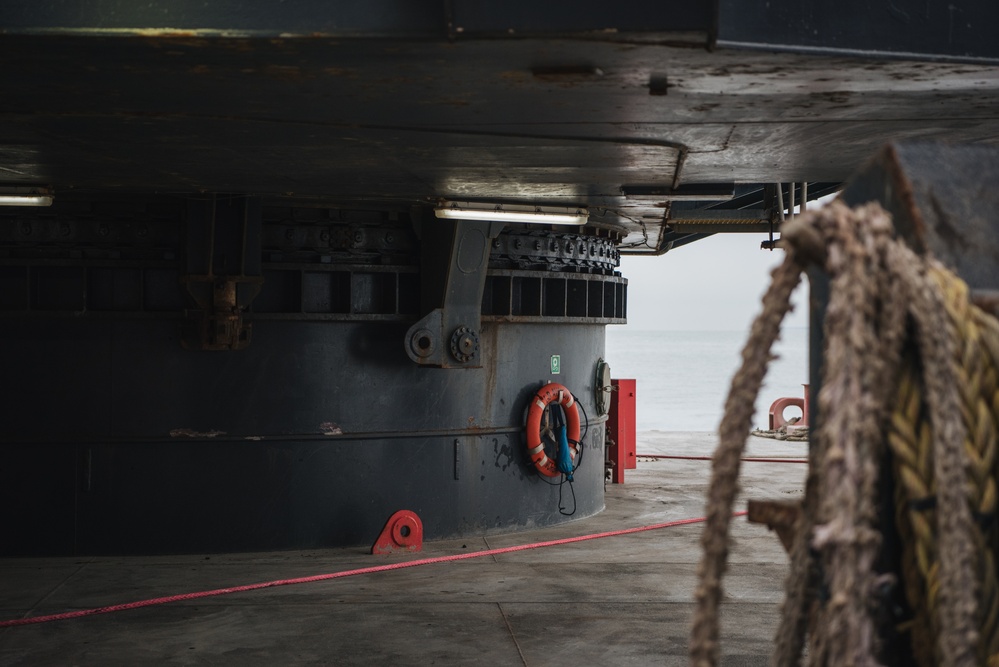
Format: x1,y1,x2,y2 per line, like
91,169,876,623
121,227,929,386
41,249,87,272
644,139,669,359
434,201,587,226
0,187,54,207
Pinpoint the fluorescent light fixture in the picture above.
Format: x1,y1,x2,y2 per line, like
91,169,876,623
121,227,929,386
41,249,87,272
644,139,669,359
0,186,53,207
434,201,587,226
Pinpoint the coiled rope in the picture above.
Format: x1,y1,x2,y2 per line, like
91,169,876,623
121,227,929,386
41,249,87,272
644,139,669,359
689,199,999,667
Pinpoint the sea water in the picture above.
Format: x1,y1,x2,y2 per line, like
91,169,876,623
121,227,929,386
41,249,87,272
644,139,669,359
604,327,809,432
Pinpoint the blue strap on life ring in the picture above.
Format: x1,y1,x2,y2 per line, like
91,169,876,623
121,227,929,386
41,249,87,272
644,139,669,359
550,405,574,481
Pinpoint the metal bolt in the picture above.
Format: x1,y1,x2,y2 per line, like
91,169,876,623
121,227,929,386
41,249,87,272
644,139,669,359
285,229,295,240
385,233,394,244
98,224,110,237
320,231,330,242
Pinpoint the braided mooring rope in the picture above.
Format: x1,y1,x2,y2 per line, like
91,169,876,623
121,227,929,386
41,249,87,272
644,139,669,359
888,268,999,666
689,199,999,667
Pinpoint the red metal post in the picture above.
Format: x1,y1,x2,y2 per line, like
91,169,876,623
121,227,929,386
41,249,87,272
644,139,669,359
801,383,811,427
608,379,637,483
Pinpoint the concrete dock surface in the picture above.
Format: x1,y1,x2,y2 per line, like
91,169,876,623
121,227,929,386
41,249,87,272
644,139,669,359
0,432,807,666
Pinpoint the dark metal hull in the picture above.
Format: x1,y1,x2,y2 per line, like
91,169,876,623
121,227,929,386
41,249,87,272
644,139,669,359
2,319,607,555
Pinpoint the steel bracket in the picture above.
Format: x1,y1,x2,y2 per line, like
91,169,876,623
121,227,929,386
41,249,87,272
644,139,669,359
405,214,504,368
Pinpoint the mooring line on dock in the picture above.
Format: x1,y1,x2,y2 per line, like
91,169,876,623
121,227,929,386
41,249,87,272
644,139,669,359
638,454,808,464
0,511,746,628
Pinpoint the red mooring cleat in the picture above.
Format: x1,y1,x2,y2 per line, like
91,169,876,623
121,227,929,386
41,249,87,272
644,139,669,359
371,510,424,555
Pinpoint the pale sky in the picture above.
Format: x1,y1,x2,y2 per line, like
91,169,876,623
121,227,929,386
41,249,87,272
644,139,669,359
619,232,809,332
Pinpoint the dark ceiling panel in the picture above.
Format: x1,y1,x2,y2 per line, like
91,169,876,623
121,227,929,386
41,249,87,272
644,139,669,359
0,30,996,245
451,0,711,34
718,0,999,63
0,0,445,35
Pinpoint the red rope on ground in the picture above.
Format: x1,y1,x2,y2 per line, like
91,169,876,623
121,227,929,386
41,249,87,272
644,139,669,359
0,511,745,628
639,454,808,464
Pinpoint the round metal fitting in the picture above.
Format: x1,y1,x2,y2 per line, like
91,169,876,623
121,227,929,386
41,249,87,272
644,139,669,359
449,326,479,363
594,358,613,416
409,328,436,358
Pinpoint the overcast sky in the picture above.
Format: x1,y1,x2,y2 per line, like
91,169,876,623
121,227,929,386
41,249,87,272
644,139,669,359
618,232,809,332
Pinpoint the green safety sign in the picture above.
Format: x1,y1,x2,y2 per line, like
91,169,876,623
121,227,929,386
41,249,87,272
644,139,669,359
550,355,561,374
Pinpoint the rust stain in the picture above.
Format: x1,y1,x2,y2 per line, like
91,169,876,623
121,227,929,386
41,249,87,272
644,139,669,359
143,37,214,49
263,64,308,81
320,422,343,436
417,95,472,108
143,37,263,52
481,324,499,413
499,70,529,83
323,67,356,78
169,428,226,438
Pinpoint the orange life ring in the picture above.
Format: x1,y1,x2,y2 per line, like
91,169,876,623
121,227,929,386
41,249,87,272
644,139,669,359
526,382,581,478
